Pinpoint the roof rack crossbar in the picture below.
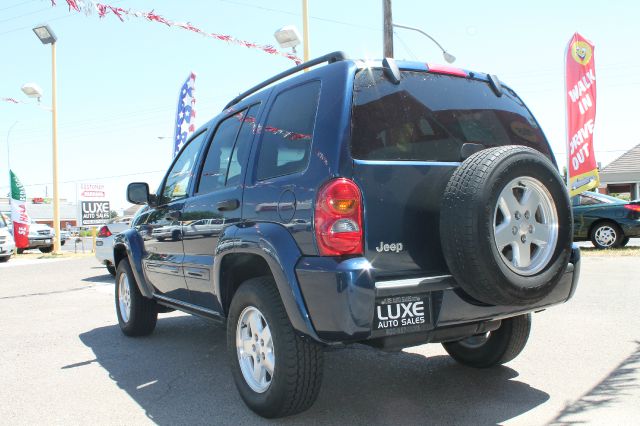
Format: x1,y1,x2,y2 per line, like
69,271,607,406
224,51,347,110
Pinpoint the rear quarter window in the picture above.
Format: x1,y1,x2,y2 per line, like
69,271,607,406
256,81,321,180
351,69,552,162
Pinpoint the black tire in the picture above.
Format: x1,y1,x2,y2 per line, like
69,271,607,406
61,240,66,246
227,277,324,418
16,248,24,254
115,259,158,336
106,262,116,276
443,314,532,368
0,255,10,262
590,221,623,249
39,246,53,253
171,230,182,241
620,237,630,247
440,146,572,306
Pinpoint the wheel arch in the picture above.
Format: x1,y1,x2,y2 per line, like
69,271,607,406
113,229,154,298
589,218,623,238
214,222,320,342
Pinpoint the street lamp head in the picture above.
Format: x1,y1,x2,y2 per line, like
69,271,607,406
21,83,44,99
274,25,301,49
443,51,456,64
32,24,57,44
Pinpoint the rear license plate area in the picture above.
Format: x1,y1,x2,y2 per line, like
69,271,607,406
374,294,430,335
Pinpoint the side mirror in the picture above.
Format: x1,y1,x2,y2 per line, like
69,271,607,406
127,182,150,205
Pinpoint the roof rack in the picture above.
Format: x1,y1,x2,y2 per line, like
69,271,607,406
224,51,347,110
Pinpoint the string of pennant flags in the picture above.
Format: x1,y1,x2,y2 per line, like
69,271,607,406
50,0,302,64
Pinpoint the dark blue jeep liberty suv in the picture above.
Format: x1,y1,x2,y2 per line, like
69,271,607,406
116,52,580,418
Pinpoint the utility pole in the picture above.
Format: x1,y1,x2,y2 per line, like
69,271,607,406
302,0,310,63
383,0,394,58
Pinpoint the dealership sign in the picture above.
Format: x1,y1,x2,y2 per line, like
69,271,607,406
81,201,110,225
78,182,111,225
565,32,599,197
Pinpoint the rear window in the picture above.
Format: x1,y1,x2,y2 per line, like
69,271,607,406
351,69,551,162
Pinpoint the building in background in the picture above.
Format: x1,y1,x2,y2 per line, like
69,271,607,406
0,198,78,228
598,143,640,199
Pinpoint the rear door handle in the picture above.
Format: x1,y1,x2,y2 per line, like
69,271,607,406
217,199,240,211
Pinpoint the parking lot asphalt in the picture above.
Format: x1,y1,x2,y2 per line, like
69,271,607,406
1,255,639,425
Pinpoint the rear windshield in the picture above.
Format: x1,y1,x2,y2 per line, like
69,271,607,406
351,69,551,162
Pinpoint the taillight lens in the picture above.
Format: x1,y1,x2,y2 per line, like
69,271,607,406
624,204,640,212
98,226,112,238
314,178,363,256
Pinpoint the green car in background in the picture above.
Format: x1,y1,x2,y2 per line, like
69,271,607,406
572,191,640,248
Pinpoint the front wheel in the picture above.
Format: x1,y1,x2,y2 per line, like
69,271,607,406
39,246,53,253
115,259,158,336
442,314,531,368
591,221,622,249
106,262,116,276
227,277,324,418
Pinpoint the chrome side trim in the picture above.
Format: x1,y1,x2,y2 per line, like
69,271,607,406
375,274,453,290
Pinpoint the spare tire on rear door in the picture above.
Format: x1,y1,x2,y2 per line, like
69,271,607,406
440,145,572,306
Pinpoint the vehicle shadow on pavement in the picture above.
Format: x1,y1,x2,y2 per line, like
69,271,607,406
549,341,640,424
81,274,115,284
77,315,549,426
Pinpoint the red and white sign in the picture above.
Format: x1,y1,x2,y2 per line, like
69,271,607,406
565,32,599,197
80,183,106,198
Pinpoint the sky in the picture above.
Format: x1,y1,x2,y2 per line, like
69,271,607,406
1,0,639,212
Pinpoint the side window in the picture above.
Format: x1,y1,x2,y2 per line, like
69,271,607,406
256,81,320,180
226,104,260,186
197,111,245,194
580,195,600,206
161,131,207,204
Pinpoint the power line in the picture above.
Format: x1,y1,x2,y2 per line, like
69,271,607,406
0,169,166,190
218,0,381,31
0,6,49,25
0,0,36,13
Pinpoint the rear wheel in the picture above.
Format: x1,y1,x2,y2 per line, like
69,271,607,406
442,314,532,368
227,277,324,418
591,221,622,249
115,259,157,336
16,248,24,254
39,246,53,253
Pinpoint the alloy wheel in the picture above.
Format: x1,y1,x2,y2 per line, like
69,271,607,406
493,177,559,277
236,306,275,393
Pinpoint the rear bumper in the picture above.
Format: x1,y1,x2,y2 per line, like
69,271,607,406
619,219,640,238
95,237,114,264
296,244,581,344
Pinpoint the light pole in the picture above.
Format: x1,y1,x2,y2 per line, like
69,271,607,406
6,121,19,177
393,23,456,64
302,0,310,62
32,24,61,254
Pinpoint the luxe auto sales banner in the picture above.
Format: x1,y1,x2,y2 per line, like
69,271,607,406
565,32,599,197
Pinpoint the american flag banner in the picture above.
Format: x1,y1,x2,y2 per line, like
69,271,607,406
173,72,197,158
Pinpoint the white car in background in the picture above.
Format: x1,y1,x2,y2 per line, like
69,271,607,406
0,213,16,262
95,217,133,276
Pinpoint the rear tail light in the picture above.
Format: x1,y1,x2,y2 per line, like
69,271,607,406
624,204,640,212
97,226,112,238
314,178,363,256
